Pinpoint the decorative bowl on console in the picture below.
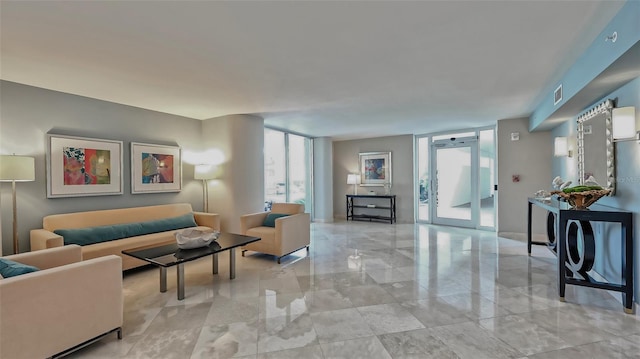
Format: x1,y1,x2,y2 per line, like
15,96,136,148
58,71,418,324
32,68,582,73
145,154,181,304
550,188,612,210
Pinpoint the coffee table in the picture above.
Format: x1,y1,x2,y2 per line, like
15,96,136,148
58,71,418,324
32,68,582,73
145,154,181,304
122,233,260,300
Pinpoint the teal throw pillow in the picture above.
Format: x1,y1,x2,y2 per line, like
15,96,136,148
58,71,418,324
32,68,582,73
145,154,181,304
263,213,290,227
55,213,198,246
0,258,39,278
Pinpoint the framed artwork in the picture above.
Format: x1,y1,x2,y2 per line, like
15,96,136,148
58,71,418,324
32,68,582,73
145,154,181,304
131,142,181,194
359,151,392,186
46,134,123,198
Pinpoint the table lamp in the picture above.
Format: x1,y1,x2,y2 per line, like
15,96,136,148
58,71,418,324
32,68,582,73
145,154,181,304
0,155,35,254
347,174,361,195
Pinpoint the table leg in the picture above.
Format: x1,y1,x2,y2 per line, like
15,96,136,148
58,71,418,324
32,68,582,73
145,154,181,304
212,253,218,275
558,214,567,301
160,267,167,293
230,247,236,279
527,202,532,255
177,263,185,300
346,196,350,221
623,222,634,313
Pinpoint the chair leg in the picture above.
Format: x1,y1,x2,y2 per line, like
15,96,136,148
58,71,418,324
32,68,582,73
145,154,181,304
117,327,122,340
277,257,281,264
306,246,310,252
242,250,247,257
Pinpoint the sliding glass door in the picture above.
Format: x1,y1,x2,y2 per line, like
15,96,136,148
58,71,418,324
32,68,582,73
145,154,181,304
478,129,496,229
264,128,313,214
265,129,286,204
417,137,430,222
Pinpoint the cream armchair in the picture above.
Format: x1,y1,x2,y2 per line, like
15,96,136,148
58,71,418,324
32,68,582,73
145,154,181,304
240,203,310,263
0,245,123,359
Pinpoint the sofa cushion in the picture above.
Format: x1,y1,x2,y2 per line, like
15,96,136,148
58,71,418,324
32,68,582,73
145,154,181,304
0,258,39,278
263,213,289,227
54,213,198,246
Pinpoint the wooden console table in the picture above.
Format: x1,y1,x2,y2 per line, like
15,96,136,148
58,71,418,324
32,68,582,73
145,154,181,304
527,197,634,313
346,194,396,224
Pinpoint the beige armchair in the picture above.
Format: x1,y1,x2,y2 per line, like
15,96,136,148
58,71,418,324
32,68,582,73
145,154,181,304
240,203,310,263
0,245,123,359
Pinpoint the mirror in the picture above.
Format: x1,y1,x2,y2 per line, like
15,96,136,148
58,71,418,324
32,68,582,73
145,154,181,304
577,99,615,194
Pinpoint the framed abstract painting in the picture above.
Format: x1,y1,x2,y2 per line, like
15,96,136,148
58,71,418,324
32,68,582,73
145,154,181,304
131,142,181,194
359,151,392,186
46,134,123,198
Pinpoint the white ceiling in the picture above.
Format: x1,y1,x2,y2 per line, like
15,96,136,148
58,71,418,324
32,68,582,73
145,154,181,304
0,1,625,140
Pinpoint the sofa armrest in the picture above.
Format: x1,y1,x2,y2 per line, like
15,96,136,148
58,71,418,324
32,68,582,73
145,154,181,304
0,255,123,359
4,245,82,270
30,229,64,251
275,213,311,253
193,212,221,231
240,212,269,234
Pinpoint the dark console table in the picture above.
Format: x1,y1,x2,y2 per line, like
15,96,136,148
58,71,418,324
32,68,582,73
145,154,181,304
347,194,396,224
527,197,634,313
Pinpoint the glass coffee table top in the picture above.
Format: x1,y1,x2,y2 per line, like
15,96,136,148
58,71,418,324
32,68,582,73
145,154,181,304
122,232,260,300
122,232,260,267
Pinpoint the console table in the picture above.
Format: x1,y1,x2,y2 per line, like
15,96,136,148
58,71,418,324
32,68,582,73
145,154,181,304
346,194,396,224
527,197,634,313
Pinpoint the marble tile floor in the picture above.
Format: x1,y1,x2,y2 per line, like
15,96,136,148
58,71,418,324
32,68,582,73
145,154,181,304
67,222,640,359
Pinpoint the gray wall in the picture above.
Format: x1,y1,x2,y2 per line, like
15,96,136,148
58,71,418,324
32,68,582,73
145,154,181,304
496,118,552,235
333,135,414,223
0,81,204,253
313,137,333,222
551,76,640,303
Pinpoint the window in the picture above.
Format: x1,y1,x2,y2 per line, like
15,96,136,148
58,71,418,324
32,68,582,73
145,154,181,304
264,128,313,215
264,129,286,204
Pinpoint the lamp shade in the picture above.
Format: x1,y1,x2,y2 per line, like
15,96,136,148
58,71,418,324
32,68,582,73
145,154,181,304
612,107,636,140
0,155,35,182
346,174,361,185
554,137,568,157
194,164,217,180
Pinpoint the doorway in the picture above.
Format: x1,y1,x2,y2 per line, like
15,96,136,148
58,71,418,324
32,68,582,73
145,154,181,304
416,127,495,230
431,136,477,228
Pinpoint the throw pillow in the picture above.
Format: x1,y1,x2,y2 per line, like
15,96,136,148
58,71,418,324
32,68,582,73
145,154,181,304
263,213,290,227
0,258,39,278
55,213,198,246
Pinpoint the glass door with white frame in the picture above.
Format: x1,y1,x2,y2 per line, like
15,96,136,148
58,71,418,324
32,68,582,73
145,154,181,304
416,136,430,222
478,129,496,229
430,137,478,228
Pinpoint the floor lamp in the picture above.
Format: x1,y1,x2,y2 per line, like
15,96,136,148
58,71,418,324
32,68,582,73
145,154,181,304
0,155,35,254
194,164,217,213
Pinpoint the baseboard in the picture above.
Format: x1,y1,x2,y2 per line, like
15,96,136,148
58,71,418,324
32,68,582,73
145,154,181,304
498,231,548,243
588,270,638,316
313,218,334,223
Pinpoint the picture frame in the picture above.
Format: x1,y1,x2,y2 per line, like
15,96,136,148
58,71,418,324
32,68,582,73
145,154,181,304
359,151,392,186
131,142,182,194
46,134,123,198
